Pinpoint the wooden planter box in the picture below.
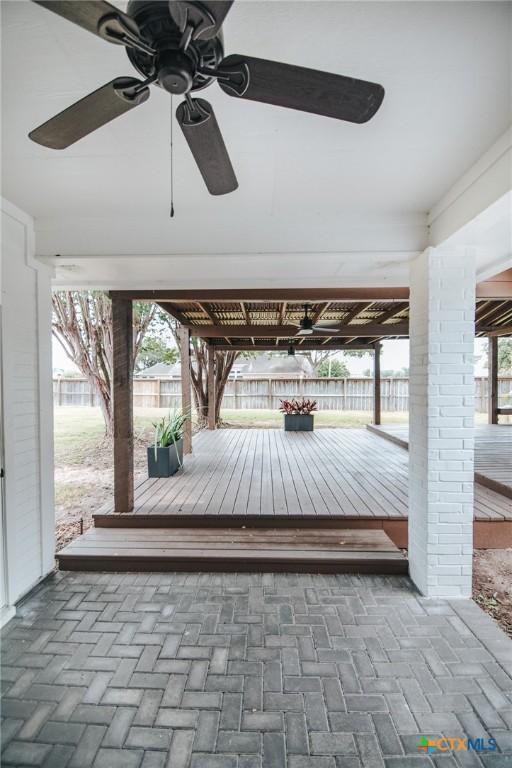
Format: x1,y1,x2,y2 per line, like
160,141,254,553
284,414,314,431
147,439,183,477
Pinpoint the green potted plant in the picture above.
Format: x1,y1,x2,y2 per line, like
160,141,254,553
279,398,318,431
148,409,188,477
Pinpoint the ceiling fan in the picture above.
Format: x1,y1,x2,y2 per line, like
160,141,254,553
29,0,385,196
292,304,344,336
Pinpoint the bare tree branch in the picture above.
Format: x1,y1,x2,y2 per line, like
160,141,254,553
52,292,158,436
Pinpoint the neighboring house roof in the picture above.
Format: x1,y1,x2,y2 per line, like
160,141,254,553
136,362,181,377
137,355,314,378
235,355,315,378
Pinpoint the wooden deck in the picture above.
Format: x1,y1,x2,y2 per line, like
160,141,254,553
86,428,512,550
95,428,511,521
367,423,512,500
58,527,408,574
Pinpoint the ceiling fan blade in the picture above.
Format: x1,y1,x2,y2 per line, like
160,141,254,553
312,325,342,333
176,98,238,196
218,55,384,123
296,328,314,336
29,78,150,149
32,1,153,51
169,1,234,40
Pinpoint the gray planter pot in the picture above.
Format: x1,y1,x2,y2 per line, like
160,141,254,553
147,438,183,477
284,414,314,431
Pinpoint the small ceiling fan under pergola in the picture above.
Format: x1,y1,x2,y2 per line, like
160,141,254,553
29,0,385,195
292,304,347,336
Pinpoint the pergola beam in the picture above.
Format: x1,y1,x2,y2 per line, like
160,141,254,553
197,302,219,325
482,324,512,337
240,302,251,324
210,343,373,351
156,301,190,325
111,288,410,302
311,302,331,324
188,323,408,338
343,301,374,324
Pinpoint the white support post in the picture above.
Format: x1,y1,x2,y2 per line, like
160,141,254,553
408,246,475,598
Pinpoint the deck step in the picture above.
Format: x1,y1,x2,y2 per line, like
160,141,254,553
57,527,408,575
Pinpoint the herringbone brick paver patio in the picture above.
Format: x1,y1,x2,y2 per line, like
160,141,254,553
1,572,511,767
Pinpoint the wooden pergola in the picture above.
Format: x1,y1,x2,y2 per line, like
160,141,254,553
110,279,512,513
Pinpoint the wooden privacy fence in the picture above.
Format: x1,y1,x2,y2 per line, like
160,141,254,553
53,376,512,412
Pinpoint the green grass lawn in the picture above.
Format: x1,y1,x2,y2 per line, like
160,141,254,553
54,404,490,467
54,405,412,467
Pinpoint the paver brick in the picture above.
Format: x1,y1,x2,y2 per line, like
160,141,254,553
155,707,198,728
36,720,85,745
217,730,261,753
242,711,283,731
2,740,52,766
285,712,308,755
125,726,171,750
168,729,195,768
93,747,143,768
191,756,237,768
310,733,356,756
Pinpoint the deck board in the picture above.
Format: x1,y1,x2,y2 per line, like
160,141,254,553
58,526,408,574
95,428,512,522
368,423,512,502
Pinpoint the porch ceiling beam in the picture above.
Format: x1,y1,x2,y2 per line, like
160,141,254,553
111,287,410,302
278,301,287,325
189,323,409,338
476,269,512,299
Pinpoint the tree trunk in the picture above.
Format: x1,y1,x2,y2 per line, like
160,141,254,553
214,350,238,424
188,339,238,427
52,291,157,436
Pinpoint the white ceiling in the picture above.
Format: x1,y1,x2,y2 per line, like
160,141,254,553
1,1,511,286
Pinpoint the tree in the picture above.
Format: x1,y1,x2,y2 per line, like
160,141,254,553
498,339,512,373
136,337,178,372
316,359,349,377
301,349,339,373
190,338,239,427
52,292,159,435
482,338,512,374
160,314,241,428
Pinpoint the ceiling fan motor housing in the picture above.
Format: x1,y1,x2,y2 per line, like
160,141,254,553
126,0,223,94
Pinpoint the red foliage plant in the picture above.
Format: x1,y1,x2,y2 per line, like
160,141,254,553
279,398,318,415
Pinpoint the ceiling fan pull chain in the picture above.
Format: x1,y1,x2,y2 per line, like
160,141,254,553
170,96,175,218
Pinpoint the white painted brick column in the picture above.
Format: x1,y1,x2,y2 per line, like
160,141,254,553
408,246,475,598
